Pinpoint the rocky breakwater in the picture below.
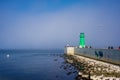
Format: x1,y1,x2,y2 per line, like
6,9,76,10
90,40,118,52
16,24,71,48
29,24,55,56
64,54,120,80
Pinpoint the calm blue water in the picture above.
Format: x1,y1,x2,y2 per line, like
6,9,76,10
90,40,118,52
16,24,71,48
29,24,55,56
0,50,77,80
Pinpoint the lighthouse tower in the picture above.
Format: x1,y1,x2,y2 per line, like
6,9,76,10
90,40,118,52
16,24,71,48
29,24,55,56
79,33,85,48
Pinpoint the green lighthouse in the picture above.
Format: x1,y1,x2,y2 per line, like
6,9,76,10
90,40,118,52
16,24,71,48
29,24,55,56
79,33,85,48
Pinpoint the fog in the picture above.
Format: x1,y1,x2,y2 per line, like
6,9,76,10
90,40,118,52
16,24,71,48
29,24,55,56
0,0,120,49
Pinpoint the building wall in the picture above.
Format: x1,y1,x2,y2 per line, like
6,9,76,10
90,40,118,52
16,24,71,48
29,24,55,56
64,47,75,55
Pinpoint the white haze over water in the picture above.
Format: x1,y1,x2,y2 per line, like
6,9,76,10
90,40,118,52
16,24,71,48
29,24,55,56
0,0,120,49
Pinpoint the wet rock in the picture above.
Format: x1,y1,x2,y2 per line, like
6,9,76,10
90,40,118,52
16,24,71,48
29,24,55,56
55,75,58,78
54,59,58,61
63,67,67,70
60,65,63,69
67,72,72,75
75,75,82,80
73,71,77,73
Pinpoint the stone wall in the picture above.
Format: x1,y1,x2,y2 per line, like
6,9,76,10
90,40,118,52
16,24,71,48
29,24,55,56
74,48,120,65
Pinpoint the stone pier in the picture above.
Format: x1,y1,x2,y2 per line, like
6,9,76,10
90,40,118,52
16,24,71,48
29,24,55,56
65,54,120,80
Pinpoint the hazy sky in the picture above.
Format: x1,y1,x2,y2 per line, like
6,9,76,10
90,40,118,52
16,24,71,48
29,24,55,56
0,0,120,49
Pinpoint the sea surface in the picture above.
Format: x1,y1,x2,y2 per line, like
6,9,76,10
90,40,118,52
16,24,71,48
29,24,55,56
0,50,77,80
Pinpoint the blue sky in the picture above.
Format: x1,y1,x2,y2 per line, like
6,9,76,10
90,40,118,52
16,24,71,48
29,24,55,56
0,0,120,49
